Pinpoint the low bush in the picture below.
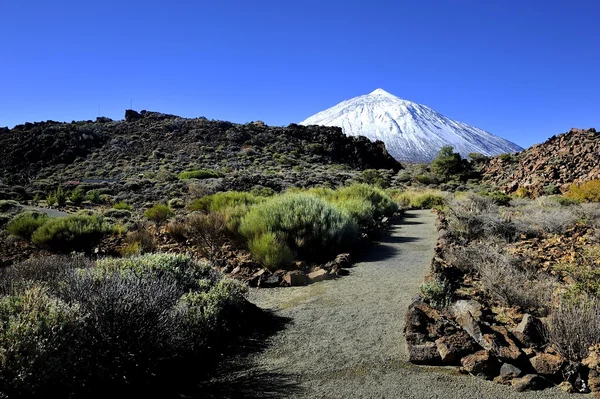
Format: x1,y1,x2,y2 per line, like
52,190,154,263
31,214,112,252
185,212,228,262
447,194,532,242
0,200,21,212
70,187,86,205
86,189,102,204
331,184,398,219
550,298,600,361
391,189,446,209
0,253,251,397
188,191,262,213
479,190,511,206
113,202,132,211
248,232,295,270
178,169,223,180
240,193,358,262
166,220,188,242
0,285,83,397
144,204,174,225
565,180,600,202
420,278,453,309
121,228,156,257
6,211,49,240
449,244,554,315
46,187,67,207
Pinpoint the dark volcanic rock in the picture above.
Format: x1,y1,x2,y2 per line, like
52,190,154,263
481,127,599,196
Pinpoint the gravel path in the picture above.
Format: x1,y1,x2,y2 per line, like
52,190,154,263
219,210,577,398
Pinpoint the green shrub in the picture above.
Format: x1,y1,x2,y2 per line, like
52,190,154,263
188,191,262,212
46,187,67,207
415,173,441,185
96,253,211,290
391,189,446,209
0,253,252,398
6,212,49,240
0,200,21,212
31,214,112,252
240,193,358,261
248,232,295,270
331,184,398,219
480,190,512,206
420,278,453,309
113,202,132,211
565,180,600,202
178,169,223,180
553,196,581,206
430,146,471,181
144,204,174,225
357,169,390,188
0,286,83,397
69,187,85,205
86,189,102,204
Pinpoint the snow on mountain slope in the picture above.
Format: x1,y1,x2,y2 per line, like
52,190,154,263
300,88,523,162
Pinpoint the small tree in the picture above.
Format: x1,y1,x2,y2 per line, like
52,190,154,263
431,146,469,181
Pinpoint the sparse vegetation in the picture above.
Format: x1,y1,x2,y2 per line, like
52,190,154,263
565,179,600,202
0,253,253,398
31,214,112,252
6,211,49,240
144,203,174,225
178,169,224,180
113,201,132,210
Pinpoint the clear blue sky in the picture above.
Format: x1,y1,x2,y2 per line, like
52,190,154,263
1,0,598,148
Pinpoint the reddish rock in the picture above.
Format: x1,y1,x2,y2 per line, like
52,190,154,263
488,325,523,361
307,268,330,283
435,331,478,365
529,353,564,376
512,314,545,348
408,341,441,365
461,350,499,379
283,270,307,286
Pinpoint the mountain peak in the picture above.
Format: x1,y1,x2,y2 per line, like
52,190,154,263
369,88,395,97
300,92,523,162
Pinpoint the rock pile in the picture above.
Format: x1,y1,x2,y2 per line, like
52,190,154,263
481,128,599,196
405,210,600,393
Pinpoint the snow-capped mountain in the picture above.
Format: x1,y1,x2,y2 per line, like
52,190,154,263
300,89,523,162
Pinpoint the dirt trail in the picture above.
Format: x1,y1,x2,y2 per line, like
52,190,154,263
216,210,575,398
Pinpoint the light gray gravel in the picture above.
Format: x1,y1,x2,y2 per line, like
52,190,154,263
217,210,580,398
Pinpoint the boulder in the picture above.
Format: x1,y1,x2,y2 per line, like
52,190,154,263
307,268,331,283
435,331,478,365
260,274,283,288
512,314,545,348
408,341,441,365
461,350,499,379
500,363,523,379
488,325,523,361
511,374,549,392
529,353,564,376
405,300,438,345
452,300,491,351
283,270,307,286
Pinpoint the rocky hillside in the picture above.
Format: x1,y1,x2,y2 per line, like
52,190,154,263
481,128,599,196
0,110,401,204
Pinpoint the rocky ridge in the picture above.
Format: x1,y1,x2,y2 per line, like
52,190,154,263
0,110,401,204
481,128,599,196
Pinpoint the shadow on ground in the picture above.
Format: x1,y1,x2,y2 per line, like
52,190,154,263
198,309,302,399
357,213,424,263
